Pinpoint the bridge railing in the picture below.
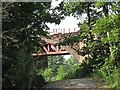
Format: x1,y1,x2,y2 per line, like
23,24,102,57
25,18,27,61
49,27,79,35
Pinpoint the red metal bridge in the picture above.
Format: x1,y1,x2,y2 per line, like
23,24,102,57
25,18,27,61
32,28,90,62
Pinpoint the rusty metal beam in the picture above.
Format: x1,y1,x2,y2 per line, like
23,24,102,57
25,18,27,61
32,51,70,56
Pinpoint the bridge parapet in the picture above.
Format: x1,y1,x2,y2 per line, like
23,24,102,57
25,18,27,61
49,27,79,35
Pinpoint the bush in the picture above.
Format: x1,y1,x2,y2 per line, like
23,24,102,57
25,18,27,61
42,68,53,82
106,68,120,89
56,66,66,80
92,66,120,89
65,65,78,79
76,60,92,78
56,64,79,80
41,56,80,82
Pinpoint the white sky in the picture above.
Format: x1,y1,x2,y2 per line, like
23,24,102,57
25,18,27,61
51,0,63,7
46,0,81,35
47,0,87,35
47,16,80,34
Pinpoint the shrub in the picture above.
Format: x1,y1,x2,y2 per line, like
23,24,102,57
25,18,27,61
56,66,66,80
56,64,79,80
107,68,120,89
42,68,53,82
76,60,93,78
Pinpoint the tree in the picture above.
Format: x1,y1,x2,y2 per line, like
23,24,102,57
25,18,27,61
91,2,120,88
2,2,64,89
41,55,65,82
58,1,120,88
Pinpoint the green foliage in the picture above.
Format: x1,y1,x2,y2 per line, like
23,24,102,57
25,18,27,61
2,1,120,89
59,35,80,46
56,64,79,80
48,55,65,74
56,65,66,80
106,68,120,89
42,68,53,82
2,47,46,88
12,50,32,87
66,64,78,79
56,57,79,80
63,2,83,16
2,2,64,89
40,56,79,81
93,66,120,89
76,61,91,78
63,1,120,89
91,3,120,89
64,57,79,79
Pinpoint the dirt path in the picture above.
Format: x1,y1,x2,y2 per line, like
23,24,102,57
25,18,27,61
42,78,107,90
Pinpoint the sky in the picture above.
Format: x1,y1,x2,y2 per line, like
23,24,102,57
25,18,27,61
47,16,80,34
47,0,80,35
47,0,87,35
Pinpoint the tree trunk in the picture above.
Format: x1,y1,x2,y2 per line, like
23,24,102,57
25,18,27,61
87,3,91,26
103,4,108,17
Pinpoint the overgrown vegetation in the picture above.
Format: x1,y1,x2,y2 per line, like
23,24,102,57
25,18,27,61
2,1,120,89
38,56,80,82
61,1,120,89
2,2,64,89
